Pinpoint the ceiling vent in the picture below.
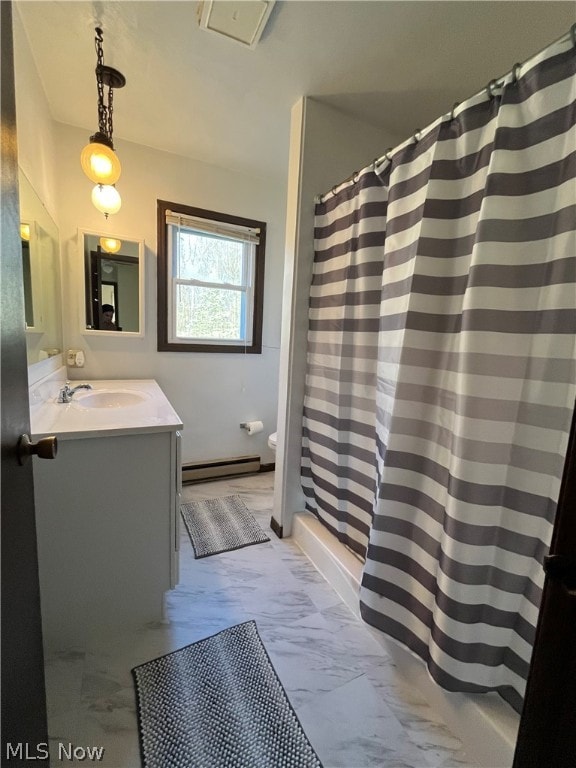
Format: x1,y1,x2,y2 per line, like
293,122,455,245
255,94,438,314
197,1,276,50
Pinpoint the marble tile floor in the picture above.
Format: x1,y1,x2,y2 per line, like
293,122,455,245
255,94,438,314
44,473,480,768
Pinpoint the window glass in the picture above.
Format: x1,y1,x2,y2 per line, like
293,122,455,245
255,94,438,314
175,285,244,340
175,231,244,285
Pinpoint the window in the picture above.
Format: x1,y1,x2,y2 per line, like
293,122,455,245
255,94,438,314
157,200,266,353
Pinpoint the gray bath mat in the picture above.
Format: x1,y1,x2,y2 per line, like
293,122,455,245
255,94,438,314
180,494,270,558
132,620,323,768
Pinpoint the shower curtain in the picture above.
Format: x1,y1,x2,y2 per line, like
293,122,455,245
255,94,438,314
302,33,576,710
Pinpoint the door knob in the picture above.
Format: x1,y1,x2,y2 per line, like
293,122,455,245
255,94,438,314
17,434,58,465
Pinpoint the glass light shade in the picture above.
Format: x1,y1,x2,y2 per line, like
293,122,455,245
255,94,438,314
81,141,121,185
99,237,122,254
91,184,122,216
20,223,31,241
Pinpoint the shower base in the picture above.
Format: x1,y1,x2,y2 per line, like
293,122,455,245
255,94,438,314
292,511,520,768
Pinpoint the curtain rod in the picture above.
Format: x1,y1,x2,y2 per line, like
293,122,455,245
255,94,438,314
316,23,575,204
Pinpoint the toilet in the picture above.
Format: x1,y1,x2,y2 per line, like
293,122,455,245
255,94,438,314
268,432,277,452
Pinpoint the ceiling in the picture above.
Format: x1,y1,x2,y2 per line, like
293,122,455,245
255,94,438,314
16,1,575,181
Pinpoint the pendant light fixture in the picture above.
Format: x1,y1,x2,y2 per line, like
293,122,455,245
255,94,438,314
81,27,126,216
92,184,122,216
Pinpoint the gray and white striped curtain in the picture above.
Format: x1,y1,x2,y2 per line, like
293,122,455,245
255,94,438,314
302,33,576,710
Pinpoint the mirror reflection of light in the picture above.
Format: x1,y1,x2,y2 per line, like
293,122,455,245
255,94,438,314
99,237,122,254
91,184,122,216
20,223,31,241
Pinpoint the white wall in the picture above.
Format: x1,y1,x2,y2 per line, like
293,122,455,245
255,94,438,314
12,8,58,221
273,97,403,534
55,123,286,464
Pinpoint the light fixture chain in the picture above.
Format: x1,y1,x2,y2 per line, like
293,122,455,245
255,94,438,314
94,27,110,142
96,73,107,138
107,87,114,144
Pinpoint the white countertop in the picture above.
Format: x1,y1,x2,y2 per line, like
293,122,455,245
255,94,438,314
30,378,183,441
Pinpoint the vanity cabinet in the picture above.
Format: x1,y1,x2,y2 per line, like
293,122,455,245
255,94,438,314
33,427,181,648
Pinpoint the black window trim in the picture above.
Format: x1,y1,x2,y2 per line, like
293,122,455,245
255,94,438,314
157,199,266,353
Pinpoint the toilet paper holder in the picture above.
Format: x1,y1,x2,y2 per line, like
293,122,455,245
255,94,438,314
239,421,264,434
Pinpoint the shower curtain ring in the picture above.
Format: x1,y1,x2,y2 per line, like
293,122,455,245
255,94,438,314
511,63,522,84
385,148,393,161
413,129,421,144
450,102,460,121
486,79,500,99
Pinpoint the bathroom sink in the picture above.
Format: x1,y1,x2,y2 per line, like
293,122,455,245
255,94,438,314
72,390,150,409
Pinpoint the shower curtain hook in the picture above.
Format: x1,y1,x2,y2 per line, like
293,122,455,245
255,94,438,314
486,79,501,99
511,63,522,85
450,102,460,121
385,148,393,161
413,129,421,144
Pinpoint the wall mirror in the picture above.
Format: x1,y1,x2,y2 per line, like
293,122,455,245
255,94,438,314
19,170,63,366
80,230,144,336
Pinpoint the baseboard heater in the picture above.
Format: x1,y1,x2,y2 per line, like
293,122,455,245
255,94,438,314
182,455,261,484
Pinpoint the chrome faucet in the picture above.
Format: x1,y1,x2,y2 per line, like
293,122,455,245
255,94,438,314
57,381,93,403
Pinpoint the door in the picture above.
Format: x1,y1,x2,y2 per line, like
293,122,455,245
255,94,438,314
1,1,49,761
513,404,576,767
